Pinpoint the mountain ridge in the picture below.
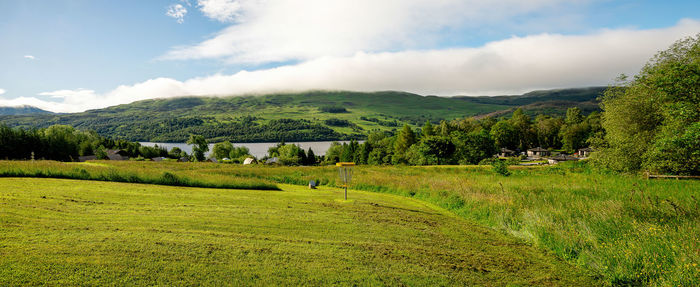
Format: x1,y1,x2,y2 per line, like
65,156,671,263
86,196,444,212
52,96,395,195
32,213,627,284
0,105,53,116
0,87,606,142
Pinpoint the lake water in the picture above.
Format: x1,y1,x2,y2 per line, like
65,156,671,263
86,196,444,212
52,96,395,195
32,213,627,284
140,141,360,159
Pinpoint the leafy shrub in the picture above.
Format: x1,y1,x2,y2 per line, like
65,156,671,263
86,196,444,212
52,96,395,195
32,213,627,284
492,160,511,176
319,106,348,113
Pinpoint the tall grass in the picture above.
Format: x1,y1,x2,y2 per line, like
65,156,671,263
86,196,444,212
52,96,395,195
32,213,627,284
198,162,700,286
0,161,280,190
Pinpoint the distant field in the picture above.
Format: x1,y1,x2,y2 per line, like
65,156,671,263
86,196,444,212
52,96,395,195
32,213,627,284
0,178,593,285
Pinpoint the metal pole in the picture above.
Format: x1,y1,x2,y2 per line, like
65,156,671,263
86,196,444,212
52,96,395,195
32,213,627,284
344,168,348,200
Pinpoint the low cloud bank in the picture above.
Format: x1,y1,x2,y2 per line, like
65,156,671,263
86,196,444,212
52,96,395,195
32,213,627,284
1,20,698,113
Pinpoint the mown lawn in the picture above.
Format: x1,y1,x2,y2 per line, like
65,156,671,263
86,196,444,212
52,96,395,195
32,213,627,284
0,178,594,286
2,160,697,285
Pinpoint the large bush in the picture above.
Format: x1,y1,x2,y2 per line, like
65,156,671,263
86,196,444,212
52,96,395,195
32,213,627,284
595,34,700,175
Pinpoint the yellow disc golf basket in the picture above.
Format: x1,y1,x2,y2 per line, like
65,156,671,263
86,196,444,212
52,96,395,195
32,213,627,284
336,162,355,200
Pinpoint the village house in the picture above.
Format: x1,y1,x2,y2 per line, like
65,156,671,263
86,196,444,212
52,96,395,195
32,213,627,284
106,150,129,161
498,148,516,157
577,147,594,158
78,155,97,162
548,154,579,164
527,147,550,158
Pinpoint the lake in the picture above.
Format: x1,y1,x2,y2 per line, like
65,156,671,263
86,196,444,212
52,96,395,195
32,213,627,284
140,141,360,159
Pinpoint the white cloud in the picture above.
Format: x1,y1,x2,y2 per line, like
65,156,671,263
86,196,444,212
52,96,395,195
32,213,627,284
4,20,699,113
165,0,592,64
166,4,188,24
197,0,242,23
0,89,5,95
24,55,36,60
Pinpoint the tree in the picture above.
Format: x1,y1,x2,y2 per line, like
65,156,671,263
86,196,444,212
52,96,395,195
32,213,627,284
305,148,317,165
94,145,108,160
187,134,208,161
421,121,435,137
596,34,700,174
324,142,343,164
229,146,250,161
277,144,304,165
408,136,455,165
453,130,496,165
490,120,518,150
169,147,184,159
558,108,588,153
212,141,234,160
534,115,563,148
511,108,535,151
393,124,416,164
358,142,371,165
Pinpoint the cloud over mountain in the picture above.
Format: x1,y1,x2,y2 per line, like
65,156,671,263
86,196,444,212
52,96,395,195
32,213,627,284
5,20,698,113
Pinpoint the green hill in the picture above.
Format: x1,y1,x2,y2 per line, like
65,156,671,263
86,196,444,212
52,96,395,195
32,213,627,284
0,105,52,116
0,88,605,142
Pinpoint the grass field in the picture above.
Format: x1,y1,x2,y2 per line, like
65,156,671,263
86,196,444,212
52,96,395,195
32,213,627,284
0,178,594,285
1,160,698,285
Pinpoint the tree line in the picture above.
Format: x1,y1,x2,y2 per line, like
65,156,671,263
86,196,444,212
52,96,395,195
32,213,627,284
253,105,600,166
0,124,189,161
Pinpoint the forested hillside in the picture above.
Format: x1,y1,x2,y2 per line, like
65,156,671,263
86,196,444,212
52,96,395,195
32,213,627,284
0,105,52,116
0,88,605,142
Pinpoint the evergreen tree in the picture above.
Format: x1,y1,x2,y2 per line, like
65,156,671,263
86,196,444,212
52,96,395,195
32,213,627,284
306,148,316,165
421,121,435,137
393,124,416,164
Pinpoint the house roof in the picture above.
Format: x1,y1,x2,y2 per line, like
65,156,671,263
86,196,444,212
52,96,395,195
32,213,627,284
528,147,549,152
578,147,594,152
106,154,126,161
552,154,579,161
500,148,515,153
78,155,97,162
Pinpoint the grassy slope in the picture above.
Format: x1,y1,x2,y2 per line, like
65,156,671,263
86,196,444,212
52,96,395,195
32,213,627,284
0,178,593,285
1,160,697,285
0,88,605,142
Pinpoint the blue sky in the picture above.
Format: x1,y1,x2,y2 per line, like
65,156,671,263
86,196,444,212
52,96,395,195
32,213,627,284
1,0,698,112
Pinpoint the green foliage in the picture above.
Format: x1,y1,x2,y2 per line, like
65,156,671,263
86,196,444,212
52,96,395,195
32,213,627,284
407,136,455,165
277,144,305,165
596,34,700,175
318,106,348,113
212,141,233,160
452,130,496,165
421,120,435,137
187,134,208,161
392,125,416,164
94,145,108,160
323,118,351,127
490,120,518,150
511,108,535,151
492,160,511,176
534,115,563,148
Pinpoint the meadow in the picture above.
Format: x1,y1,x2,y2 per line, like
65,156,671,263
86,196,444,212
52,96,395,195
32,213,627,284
0,178,593,285
1,160,698,285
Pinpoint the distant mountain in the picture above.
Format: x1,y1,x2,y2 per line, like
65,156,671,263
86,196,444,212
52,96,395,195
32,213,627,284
0,105,52,116
0,87,606,142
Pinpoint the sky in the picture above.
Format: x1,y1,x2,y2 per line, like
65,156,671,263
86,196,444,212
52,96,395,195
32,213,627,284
0,0,699,113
